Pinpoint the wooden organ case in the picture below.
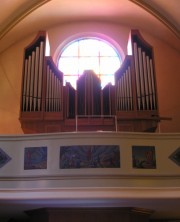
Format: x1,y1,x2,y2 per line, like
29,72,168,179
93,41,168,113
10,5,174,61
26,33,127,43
19,30,162,133
19,31,64,133
115,30,160,132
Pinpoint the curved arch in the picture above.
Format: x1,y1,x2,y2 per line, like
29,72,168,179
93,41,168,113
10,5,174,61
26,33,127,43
0,0,50,40
54,32,125,65
0,0,178,41
130,0,179,38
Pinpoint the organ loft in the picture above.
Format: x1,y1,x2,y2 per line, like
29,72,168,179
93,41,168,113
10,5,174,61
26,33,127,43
19,30,168,133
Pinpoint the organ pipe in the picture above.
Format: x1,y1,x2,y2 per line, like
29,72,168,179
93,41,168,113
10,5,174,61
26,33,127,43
115,56,134,112
138,47,145,110
133,42,141,110
150,59,156,109
146,56,153,110
30,51,35,111
126,70,129,110
26,55,31,111
33,46,39,111
142,51,149,110
128,66,133,110
37,41,44,111
44,57,63,113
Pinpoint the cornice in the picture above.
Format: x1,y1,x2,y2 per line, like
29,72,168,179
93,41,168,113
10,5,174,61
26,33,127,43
130,0,180,38
0,187,180,199
0,0,51,40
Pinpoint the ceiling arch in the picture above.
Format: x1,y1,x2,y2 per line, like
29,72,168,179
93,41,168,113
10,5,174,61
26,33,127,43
0,0,179,53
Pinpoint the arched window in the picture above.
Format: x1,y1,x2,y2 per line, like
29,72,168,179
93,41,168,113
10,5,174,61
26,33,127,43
58,38,122,88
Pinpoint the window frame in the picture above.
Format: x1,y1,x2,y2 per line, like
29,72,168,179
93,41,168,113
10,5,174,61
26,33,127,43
56,33,123,89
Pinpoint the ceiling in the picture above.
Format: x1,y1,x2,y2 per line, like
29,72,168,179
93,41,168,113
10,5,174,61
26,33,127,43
0,0,180,220
0,0,179,53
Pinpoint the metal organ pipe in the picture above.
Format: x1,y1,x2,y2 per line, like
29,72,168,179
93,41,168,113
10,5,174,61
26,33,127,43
115,60,133,112
26,55,31,111
57,78,59,112
125,70,129,110
30,51,35,111
133,42,141,110
127,68,130,110
118,79,120,110
121,75,124,110
51,70,54,112
54,75,57,112
37,41,44,111
119,80,122,110
138,47,145,110
142,51,149,110
124,70,128,110
121,75,125,110
45,61,62,113
128,66,133,110
146,56,153,110
60,79,62,111
46,65,50,111
150,59,156,109
53,73,56,111
34,46,40,111
123,72,126,110
127,69,131,110
56,76,59,112
49,69,53,112
116,80,120,110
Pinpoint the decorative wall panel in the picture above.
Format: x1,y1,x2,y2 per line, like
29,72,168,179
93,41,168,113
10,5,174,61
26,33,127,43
24,146,47,170
132,145,156,169
60,145,120,169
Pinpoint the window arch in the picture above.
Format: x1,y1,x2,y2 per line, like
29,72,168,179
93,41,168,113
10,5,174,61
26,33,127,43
57,37,122,88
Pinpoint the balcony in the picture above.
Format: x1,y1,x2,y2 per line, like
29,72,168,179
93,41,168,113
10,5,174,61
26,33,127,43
0,132,180,220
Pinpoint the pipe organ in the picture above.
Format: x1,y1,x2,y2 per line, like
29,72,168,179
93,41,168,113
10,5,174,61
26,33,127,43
44,57,63,114
20,30,163,133
116,56,134,112
115,30,160,132
20,31,64,133
22,34,45,112
77,71,101,116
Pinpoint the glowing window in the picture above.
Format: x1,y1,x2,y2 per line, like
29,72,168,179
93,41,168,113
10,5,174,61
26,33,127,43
58,38,121,88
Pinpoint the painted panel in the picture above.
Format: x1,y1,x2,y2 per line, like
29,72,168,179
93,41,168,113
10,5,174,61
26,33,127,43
24,146,47,170
132,145,156,169
169,147,180,166
60,145,120,169
0,148,11,168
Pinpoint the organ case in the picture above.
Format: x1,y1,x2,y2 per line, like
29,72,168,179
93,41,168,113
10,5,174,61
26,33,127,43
19,31,64,133
115,30,160,132
19,30,165,133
